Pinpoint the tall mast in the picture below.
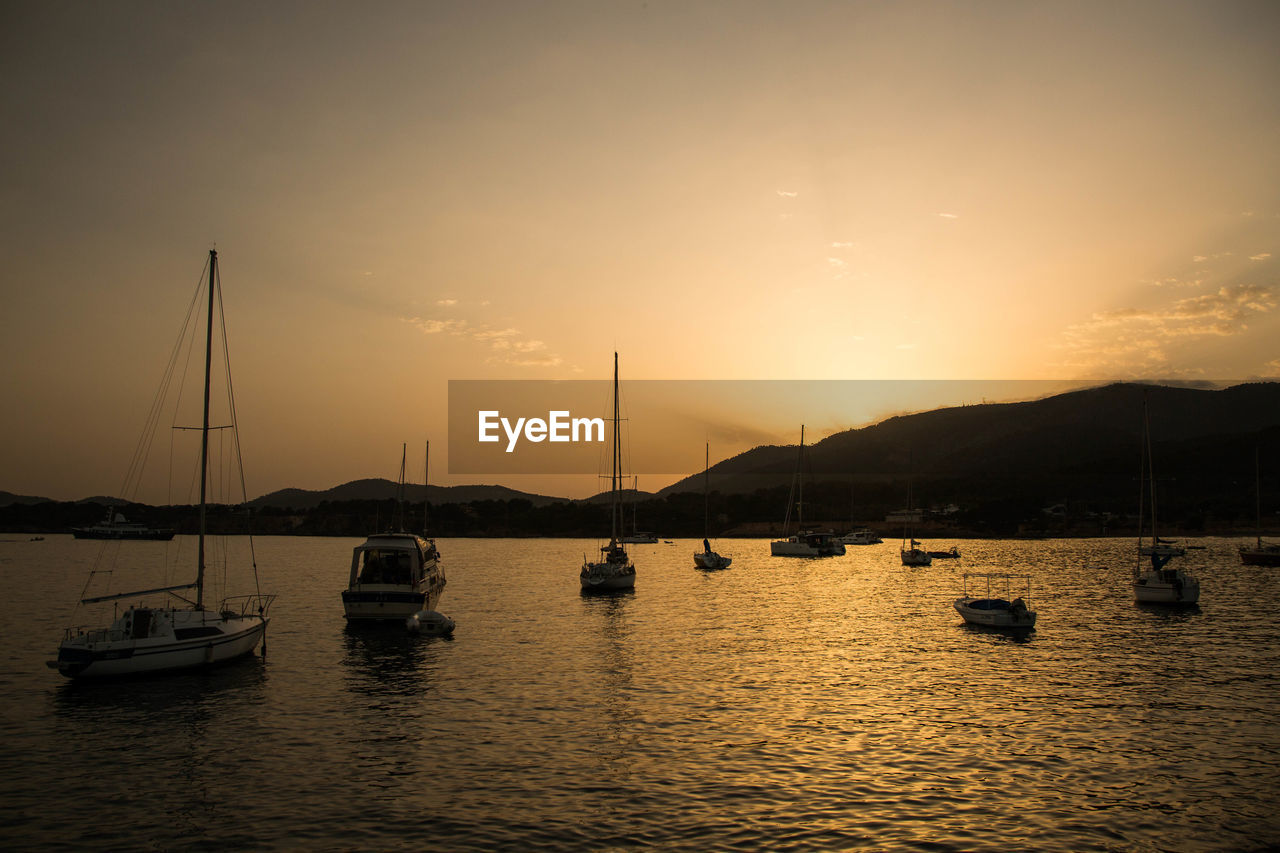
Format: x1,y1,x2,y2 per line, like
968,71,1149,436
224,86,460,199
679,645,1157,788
610,352,620,544
397,443,407,532
423,440,430,535
703,442,710,538
798,424,805,529
1145,398,1158,541
1256,445,1263,549
196,249,217,608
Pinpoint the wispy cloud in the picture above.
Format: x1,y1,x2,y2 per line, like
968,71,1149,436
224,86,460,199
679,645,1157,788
436,298,457,306
937,212,958,219
404,316,562,369
776,190,798,198
827,257,847,269
1250,252,1272,261
1059,283,1278,373
831,241,856,249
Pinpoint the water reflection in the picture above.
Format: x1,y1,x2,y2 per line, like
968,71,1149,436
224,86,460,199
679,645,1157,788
341,622,444,698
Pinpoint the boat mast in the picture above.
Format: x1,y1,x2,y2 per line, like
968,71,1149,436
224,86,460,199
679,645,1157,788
610,352,620,546
396,442,407,532
1257,446,1263,550
703,442,710,539
797,425,805,529
1145,397,1158,542
423,440,430,535
196,249,217,609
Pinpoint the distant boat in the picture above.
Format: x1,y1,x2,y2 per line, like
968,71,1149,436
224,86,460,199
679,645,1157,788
928,546,961,559
954,573,1036,630
837,528,882,546
770,425,845,557
342,443,446,621
1133,396,1199,604
581,353,637,592
1240,446,1280,566
71,511,174,541
694,442,731,570
619,477,660,543
899,476,931,566
49,250,274,678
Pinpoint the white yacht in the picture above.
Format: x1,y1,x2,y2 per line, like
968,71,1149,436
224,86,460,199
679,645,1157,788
837,528,882,546
343,532,446,620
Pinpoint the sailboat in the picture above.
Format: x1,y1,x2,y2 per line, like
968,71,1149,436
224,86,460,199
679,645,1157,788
770,425,844,557
342,443,446,621
49,250,274,678
900,478,931,566
1239,447,1280,566
619,477,659,543
694,442,731,570
580,353,637,592
1133,396,1199,604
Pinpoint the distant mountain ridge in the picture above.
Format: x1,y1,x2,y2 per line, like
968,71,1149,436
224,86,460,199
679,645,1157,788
250,479,567,509
657,381,1280,496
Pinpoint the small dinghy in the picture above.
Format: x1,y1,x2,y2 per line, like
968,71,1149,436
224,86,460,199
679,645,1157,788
406,610,455,636
954,573,1036,630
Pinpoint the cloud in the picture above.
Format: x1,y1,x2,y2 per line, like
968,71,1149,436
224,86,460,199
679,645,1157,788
937,212,958,219
436,298,457,306
404,317,467,335
1191,255,1207,262
776,190,798,198
827,257,847,268
1250,253,1271,261
472,328,520,341
404,316,561,369
831,241,855,249
1058,283,1278,373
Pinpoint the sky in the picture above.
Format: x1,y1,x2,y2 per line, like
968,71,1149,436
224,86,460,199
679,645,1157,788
2,0,1277,503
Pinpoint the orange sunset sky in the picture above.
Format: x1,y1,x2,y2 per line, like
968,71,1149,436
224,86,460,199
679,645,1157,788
2,0,1277,503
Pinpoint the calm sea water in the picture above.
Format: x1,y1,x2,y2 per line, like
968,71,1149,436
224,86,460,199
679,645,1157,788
1,535,1278,851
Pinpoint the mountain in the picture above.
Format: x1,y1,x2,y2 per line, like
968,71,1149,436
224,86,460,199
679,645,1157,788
0,490,51,507
250,478,568,509
657,381,1280,497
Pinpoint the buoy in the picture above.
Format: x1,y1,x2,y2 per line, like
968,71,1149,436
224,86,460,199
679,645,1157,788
406,610,455,636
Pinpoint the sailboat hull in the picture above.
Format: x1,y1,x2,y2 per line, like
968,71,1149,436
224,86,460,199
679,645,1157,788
51,610,268,679
1133,573,1200,605
694,551,732,569
1239,547,1280,566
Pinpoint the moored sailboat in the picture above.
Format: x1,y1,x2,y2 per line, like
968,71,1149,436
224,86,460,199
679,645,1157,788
771,425,844,557
1133,396,1199,605
694,443,731,570
1240,447,1280,566
49,250,273,678
581,353,636,592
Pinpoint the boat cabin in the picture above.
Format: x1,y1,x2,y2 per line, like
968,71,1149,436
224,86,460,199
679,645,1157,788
348,534,437,588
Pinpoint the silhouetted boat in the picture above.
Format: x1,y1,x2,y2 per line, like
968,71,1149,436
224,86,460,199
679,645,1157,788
954,573,1036,629
71,511,174,541
581,353,636,592
343,444,446,621
1240,447,1280,566
837,528,882,546
928,546,961,559
49,250,274,678
771,425,844,557
1133,396,1199,604
694,443,731,570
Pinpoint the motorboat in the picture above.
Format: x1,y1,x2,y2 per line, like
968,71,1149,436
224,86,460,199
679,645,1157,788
928,546,961,559
954,573,1036,629
837,528,882,545
50,250,273,678
72,511,174,541
343,532,446,620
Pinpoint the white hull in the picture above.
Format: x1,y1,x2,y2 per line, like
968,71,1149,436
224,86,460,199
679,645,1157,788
837,529,882,545
344,535,445,621
694,551,732,569
52,609,268,678
1133,572,1200,604
954,599,1036,629
343,584,443,620
771,535,844,557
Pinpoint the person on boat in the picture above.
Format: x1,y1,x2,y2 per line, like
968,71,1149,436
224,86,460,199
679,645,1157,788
703,538,711,553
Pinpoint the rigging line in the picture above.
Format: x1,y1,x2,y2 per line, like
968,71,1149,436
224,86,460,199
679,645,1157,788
117,259,208,503
215,262,262,594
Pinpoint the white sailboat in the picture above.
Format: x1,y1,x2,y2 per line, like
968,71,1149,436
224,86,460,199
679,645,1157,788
342,443,447,621
581,353,637,592
1133,396,1199,604
771,425,845,557
694,442,731,570
49,250,274,678
1239,446,1280,566
900,480,931,566
619,477,659,543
